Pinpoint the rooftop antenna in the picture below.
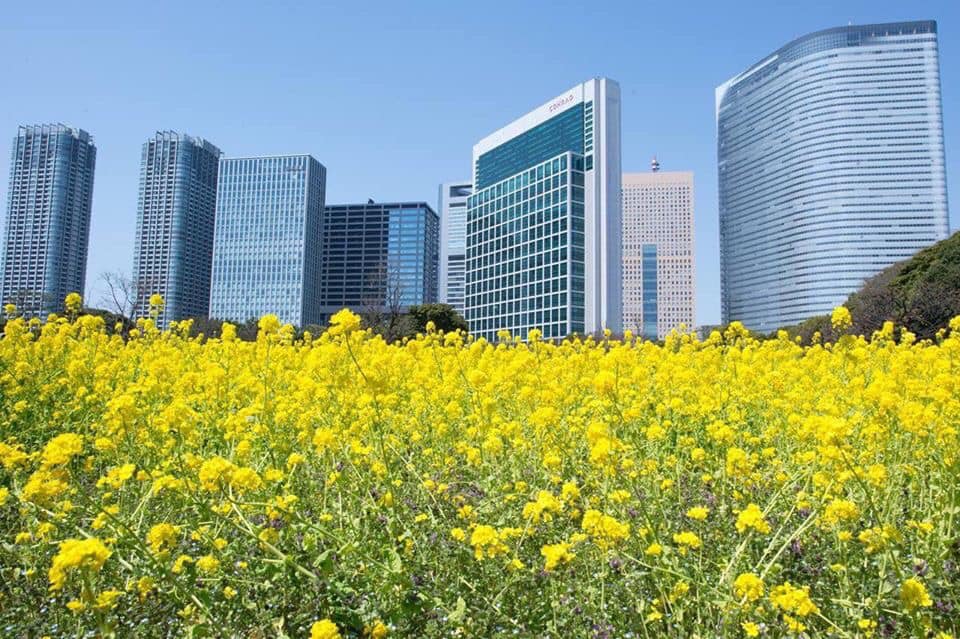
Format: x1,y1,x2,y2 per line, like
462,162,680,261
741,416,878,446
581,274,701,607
651,156,660,172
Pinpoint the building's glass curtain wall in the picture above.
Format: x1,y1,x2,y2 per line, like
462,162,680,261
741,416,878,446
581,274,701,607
209,155,326,327
717,21,949,332
1,124,96,317
319,202,438,320
133,131,220,327
466,153,584,341
466,78,622,341
438,182,472,314
641,244,658,339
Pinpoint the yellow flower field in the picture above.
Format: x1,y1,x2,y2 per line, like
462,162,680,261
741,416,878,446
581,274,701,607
1,301,959,637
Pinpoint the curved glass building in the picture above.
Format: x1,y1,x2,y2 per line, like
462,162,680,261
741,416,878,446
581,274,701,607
716,21,949,332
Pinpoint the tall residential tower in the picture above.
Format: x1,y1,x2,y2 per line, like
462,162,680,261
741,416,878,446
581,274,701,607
438,181,472,313
717,21,949,332
465,78,622,341
1,124,96,317
209,155,326,327
132,131,221,327
622,161,695,340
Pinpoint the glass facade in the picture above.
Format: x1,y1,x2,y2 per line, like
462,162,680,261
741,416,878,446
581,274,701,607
467,78,622,341
466,153,585,341
641,244,658,340
438,181,472,313
1,124,96,317
717,21,949,332
133,132,220,328
475,104,585,190
319,202,438,319
209,155,326,327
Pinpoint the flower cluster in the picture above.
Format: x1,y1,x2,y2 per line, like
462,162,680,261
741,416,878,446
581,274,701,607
0,303,958,636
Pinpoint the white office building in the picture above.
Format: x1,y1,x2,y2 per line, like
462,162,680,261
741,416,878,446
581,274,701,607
438,181,472,313
622,162,695,340
465,78,622,341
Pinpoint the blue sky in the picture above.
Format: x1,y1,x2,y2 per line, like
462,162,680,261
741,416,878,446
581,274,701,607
1,0,957,325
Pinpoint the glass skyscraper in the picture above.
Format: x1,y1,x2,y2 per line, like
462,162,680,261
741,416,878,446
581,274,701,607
717,21,949,332
132,131,220,327
622,164,695,340
209,155,326,327
466,78,622,341
2,124,96,317
438,181,472,313
319,201,438,319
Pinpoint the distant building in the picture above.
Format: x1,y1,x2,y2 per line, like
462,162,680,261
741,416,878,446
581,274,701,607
717,21,950,332
1,124,96,317
622,161,695,340
466,78,622,341
209,155,326,327
438,181,472,314
132,131,220,327
319,201,439,319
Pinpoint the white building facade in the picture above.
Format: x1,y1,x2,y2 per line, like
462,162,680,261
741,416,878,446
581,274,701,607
438,181,472,313
622,166,695,340
465,78,622,341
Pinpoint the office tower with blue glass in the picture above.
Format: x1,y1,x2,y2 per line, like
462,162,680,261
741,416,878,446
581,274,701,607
622,162,695,340
439,181,472,313
465,78,622,341
319,201,438,318
209,155,326,326
1,124,96,317
132,131,220,327
717,21,949,332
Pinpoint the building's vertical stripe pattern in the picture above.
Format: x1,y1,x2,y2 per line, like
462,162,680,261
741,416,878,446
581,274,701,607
1,124,96,317
209,155,326,327
717,21,949,332
132,132,220,327
438,181,472,313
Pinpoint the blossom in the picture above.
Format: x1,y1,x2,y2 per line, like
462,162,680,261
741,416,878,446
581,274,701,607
831,306,852,331
733,572,764,602
580,509,630,549
770,582,819,617
735,504,771,535
146,523,180,554
672,531,701,553
540,542,575,571
40,433,84,467
328,309,361,337
311,619,342,639
900,577,932,611
48,538,111,591
686,506,710,521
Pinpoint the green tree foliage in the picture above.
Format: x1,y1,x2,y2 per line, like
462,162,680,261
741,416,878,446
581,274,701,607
406,304,468,334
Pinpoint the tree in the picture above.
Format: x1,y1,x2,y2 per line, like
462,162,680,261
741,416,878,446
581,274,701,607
98,271,155,321
407,304,468,334
360,261,413,342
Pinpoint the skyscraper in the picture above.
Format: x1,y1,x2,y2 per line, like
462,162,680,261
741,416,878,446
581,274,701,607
717,21,949,332
209,155,326,327
1,124,96,317
132,131,220,327
319,201,438,319
465,78,622,341
438,181,472,313
622,161,695,340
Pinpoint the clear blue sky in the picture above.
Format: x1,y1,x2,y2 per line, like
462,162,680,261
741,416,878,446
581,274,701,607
1,0,957,325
